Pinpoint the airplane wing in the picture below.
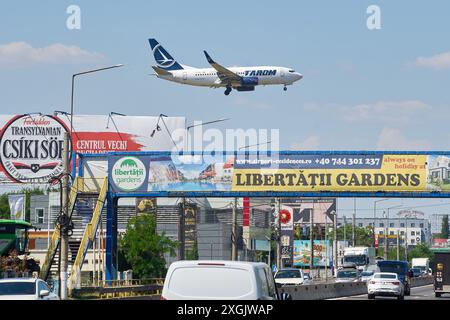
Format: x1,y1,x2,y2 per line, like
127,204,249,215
204,51,241,84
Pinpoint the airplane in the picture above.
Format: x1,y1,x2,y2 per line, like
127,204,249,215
149,38,303,95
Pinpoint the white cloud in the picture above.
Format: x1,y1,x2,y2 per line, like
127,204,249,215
290,135,320,150
415,51,450,70
376,127,431,150
341,100,430,124
0,41,105,67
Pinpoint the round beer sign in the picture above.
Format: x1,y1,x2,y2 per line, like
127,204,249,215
0,114,70,183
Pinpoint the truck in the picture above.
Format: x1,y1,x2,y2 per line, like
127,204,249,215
376,260,411,296
343,247,376,271
411,258,431,275
434,251,450,298
0,219,40,276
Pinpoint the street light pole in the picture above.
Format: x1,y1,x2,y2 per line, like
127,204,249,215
333,211,338,276
384,205,402,260
352,198,356,247
70,64,124,133
185,118,230,151
62,64,124,299
231,198,238,261
373,199,389,252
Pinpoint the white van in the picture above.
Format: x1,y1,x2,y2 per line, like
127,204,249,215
161,260,290,300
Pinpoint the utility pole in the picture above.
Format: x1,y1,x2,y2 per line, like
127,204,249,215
384,205,402,260
231,198,238,261
333,211,338,276
343,215,347,246
276,198,282,270
384,210,388,260
396,229,400,260
352,198,356,247
310,204,314,277
325,215,328,281
405,216,408,261
178,198,186,260
373,199,388,253
60,131,70,300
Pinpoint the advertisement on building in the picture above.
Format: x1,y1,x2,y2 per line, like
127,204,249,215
293,240,331,267
432,238,450,249
0,114,186,184
101,153,450,195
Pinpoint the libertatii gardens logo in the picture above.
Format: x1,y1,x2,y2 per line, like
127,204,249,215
111,156,147,191
0,114,70,183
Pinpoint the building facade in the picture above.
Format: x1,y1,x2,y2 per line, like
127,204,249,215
337,217,431,246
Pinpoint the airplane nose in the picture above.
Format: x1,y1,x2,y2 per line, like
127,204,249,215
296,73,303,81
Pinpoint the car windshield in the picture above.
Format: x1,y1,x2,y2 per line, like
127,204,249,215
344,255,366,265
374,274,397,279
0,282,35,295
337,270,357,278
275,270,301,279
411,268,421,273
361,271,374,277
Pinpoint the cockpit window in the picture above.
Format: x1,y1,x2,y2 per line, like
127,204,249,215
289,69,295,73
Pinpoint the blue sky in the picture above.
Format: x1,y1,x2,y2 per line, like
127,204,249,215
1,1,450,218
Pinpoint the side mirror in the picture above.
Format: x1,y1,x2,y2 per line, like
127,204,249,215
280,292,292,301
39,290,50,298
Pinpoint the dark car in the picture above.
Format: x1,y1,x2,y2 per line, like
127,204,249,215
410,267,422,277
376,260,411,296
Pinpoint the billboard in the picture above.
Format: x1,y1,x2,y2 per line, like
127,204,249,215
293,240,331,267
105,153,450,195
0,114,185,184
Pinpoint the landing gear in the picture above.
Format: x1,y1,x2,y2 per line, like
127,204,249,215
224,87,232,96
283,85,287,91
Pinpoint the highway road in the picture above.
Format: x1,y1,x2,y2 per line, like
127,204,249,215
329,284,450,300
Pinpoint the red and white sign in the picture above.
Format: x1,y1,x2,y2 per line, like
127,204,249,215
0,115,69,183
280,205,294,230
0,114,186,183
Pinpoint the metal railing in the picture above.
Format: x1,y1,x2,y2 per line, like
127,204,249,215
68,177,108,291
39,177,83,280
70,278,165,299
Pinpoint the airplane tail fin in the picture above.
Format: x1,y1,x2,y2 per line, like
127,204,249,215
152,66,172,76
148,38,184,71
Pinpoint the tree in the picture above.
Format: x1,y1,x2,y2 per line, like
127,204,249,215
441,215,449,239
407,243,434,264
118,214,178,279
327,225,374,247
185,242,199,260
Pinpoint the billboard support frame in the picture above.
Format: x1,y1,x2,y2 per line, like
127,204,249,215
74,150,450,281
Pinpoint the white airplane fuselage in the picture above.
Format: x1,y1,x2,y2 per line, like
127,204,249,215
157,66,302,88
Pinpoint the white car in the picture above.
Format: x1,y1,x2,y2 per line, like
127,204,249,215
0,278,59,300
161,260,290,300
367,272,404,300
335,269,361,283
274,268,308,286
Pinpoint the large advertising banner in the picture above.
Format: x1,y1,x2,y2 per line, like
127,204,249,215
0,114,185,184
232,154,429,192
293,240,331,267
106,152,450,195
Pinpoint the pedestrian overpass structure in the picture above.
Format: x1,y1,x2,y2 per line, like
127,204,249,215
43,150,450,283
